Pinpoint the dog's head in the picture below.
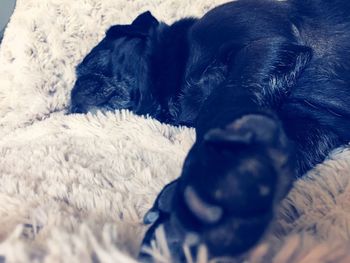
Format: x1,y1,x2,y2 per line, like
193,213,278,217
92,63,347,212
70,11,159,114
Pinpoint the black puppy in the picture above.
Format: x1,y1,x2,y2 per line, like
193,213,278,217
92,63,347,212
70,0,350,261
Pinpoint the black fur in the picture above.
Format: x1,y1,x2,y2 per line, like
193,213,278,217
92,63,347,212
70,0,350,261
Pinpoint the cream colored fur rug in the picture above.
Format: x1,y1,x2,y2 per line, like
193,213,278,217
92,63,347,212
1,0,350,262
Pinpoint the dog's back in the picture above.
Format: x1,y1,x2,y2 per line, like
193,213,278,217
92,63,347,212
178,0,350,172
277,0,350,171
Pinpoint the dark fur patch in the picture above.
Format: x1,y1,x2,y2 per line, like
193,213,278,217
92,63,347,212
70,0,350,261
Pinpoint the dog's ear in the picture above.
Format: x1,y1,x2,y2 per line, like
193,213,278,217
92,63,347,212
220,38,312,106
132,11,159,28
106,11,159,39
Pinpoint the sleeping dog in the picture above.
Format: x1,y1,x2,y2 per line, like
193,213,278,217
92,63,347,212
70,0,350,261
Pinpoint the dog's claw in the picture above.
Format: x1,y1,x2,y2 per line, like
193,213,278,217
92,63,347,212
143,211,160,225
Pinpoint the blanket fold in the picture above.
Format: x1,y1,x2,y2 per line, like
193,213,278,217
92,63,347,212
0,0,350,262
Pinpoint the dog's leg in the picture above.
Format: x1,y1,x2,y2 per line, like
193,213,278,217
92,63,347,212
140,38,313,261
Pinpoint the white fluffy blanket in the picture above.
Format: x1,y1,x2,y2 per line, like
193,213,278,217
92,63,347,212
1,0,350,262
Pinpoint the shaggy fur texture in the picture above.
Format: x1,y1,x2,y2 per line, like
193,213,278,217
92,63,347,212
0,0,350,262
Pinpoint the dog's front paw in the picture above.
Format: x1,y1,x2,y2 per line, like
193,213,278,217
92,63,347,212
140,114,295,262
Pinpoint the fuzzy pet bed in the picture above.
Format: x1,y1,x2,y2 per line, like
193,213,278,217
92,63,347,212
1,0,350,262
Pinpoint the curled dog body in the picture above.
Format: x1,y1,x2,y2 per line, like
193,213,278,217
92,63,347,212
70,0,350,261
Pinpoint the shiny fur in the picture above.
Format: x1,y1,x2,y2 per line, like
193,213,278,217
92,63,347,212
70,0,350,261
